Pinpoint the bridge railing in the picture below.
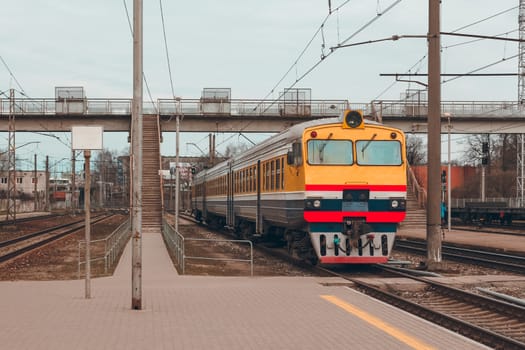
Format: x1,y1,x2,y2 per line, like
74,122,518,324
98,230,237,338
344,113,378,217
0,97,350,117
371,100,524,118
156,99,350,117
2,98,524,118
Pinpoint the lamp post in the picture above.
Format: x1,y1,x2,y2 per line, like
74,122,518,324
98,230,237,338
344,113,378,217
175,97,182,232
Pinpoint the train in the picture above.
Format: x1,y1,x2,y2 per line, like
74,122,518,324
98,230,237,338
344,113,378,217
191,110,407,264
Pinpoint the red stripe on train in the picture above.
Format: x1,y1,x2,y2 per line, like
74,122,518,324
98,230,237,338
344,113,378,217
305,184,406,191
319,256,389,264
304,211,406,222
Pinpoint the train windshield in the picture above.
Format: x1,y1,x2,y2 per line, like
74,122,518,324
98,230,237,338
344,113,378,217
356,140,402,165
307,140,353,165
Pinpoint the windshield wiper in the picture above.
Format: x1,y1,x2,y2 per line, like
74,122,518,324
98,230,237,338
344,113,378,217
361,133,377,155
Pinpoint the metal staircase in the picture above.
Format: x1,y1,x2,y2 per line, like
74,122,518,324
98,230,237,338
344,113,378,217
400,167,427,229
141,114,163,233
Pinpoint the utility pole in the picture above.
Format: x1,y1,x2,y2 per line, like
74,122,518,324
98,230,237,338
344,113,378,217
45,156,49,212
175,98,181,232
72,149,76,212
426,0,442,268
34,154,38,211
84,150,91,299
131,0,143,310
517,0,525,207
6,89,16,225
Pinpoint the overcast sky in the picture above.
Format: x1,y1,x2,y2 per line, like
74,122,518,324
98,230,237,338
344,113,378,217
0,1,520,168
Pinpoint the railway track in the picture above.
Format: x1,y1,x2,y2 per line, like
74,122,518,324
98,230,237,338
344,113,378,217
319,265,525,350
0,214,112,264
0,213,64,227
453,224,525,237
394,239,525,274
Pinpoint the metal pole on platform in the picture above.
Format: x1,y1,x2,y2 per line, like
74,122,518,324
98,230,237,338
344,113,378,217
426,0,443,268
175,97,181,232
131,0,143,310
84,150,91,299
34,154,38,212
447,116,452,232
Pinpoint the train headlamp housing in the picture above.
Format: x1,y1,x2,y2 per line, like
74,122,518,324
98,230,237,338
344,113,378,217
390,199,406,210
342,109,364,129
305,198,322,209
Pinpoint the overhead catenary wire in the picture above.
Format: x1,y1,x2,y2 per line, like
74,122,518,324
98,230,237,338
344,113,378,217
256,0,353,107
375,6,520,100
0,55,26,94
259,0,402,113
159,0,176,99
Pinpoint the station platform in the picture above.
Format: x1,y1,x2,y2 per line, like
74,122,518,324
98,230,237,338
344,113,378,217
397,226,525,255
0,231,490,349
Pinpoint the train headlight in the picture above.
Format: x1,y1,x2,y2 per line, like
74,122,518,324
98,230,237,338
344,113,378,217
342,109,364,129
390,199,406,210
305,198,322,209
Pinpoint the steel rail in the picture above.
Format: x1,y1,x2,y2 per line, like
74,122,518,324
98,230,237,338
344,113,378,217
0,214,112,264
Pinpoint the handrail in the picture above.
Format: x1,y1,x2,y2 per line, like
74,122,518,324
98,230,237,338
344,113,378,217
156,113,164,211
2,98,524,118
78,218,131,277
162,218,185,273
161,217,253,276
407,165,426,209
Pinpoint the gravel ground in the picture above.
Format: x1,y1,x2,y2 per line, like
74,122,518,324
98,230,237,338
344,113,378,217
0,214,128,281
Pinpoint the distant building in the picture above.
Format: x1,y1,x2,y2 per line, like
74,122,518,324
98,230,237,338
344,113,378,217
0,170,47,197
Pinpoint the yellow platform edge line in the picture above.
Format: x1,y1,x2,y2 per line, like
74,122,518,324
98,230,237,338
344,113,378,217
321,295,436,350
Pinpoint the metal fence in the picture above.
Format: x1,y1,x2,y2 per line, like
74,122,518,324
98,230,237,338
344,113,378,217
3,97,524,119
451,197,521,208
78,218,131,278
162,218,253,276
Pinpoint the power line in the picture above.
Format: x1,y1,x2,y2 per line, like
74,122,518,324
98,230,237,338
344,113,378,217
451,6,517,33
159,0,176,98
0,55,26,94
375,6,520,100
259,0,402,113
258,1,351,104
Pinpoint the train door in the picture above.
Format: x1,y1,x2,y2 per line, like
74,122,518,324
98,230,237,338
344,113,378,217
226,162,234,228
256,160,262,234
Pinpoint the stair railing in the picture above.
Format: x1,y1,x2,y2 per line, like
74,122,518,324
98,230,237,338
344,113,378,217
407,165,426,209
155,113,164,212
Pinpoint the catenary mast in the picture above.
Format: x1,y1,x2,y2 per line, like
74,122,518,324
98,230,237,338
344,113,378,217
518,1,525,206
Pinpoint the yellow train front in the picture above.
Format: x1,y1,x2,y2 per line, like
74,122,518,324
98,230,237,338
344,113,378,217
192,110,407,264
298,110,406,264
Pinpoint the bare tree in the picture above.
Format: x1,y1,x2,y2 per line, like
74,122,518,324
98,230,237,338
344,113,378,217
405,135,426,165
224,143,250,158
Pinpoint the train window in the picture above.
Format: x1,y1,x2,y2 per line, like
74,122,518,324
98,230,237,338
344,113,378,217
307,140,353,165
262,164,266,191
356,140,402,165
264,162,270,191
241,170,244,193
290,142,303,165
253,166,257,192
248,167,253,192
276,159,281,190
270,160,275,190
280,158,284,189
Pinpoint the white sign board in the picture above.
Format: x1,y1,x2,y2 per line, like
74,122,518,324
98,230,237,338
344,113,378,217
72,126,104,150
